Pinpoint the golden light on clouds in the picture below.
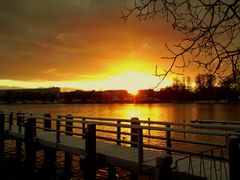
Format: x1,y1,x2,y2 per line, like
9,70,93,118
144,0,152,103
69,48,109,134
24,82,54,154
101,71,158,95
0,0,183,91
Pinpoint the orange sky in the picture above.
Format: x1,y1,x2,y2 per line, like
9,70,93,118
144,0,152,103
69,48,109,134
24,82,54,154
0,0,198,93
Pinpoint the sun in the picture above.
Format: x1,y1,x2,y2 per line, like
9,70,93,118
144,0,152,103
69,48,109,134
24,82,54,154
127,88,139,96
101,71,159,94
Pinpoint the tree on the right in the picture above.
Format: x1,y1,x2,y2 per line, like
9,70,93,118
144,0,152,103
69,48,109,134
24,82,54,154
122,0,240,89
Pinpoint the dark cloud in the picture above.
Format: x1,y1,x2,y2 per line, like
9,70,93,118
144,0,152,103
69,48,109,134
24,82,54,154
0,0,177,82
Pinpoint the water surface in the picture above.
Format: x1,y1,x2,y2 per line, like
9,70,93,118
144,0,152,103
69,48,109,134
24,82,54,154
0,103,239,122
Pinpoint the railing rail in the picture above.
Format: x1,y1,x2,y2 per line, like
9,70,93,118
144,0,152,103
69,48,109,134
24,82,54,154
2,111,240,160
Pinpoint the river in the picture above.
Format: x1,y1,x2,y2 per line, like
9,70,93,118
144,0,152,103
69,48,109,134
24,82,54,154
0,103,239,122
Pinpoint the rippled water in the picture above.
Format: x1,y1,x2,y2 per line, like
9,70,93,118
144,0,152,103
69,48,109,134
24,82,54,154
0,103,240,121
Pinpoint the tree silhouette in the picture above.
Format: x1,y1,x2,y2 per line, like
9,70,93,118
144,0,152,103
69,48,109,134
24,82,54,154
122,0,240,86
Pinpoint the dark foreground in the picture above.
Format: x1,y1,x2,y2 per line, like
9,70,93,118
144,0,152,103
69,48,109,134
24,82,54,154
0,139,134,180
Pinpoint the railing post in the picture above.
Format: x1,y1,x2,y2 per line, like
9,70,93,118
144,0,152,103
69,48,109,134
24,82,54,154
43,113,56,176
84,123,96,180
228,135,240,180
66,114,73,135
148,117,151,135
9,112,13,130
44,113,51,131
82,117,86,139
183,119,186,139
130,117,141,179
56,116,61,143
0,113,5,156
166,124,172,154
131,117,139,148
25,117,36,175
65,114,73,178
17,112,24,133
117,120,121,145
138,128,143,167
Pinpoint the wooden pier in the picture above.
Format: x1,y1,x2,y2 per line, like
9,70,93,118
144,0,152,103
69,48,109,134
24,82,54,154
0,111,240,179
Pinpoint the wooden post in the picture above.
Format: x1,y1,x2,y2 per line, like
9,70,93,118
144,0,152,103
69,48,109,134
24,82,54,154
43,113,51,131
130,117,141,179
84,123,96,180
17,112,24,133
117,120,121,145
183,119,186,139
131,117,139,148
9,112,13,130
82,118,86,139
166,124,172,154
228,135,240,180
65,114,73,135
138,128,143,167
56,116,61,143
148,117,151,135
65,114,73,178
155,154,172,180
25,117,36,174
0,113,5,156
43,113,56,175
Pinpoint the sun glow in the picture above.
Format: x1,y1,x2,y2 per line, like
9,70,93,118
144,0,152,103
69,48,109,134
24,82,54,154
0,71,173,93
100,71,159,95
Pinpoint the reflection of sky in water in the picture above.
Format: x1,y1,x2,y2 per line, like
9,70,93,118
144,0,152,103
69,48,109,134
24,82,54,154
0,103,239,122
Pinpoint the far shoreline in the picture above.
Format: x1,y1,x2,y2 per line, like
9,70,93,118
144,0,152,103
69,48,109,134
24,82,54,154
0,101,240,105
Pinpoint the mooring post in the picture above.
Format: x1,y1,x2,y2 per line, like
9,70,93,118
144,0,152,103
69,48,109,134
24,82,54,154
228,135,240,180
25,117,36,175
155,154,172,180
43,113,56,175
65,114,73,178
166,124,172,154
84,123,96,180
131,117,140,148
0,113,5,156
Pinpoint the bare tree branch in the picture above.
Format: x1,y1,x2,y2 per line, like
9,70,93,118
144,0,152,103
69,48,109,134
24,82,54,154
123,0,240,88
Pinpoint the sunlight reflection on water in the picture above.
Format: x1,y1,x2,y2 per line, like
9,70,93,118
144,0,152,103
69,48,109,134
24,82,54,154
0,103,239,121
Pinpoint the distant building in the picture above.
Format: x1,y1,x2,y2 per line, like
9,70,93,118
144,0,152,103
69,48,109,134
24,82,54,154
0,87,61,103
0,87,60,94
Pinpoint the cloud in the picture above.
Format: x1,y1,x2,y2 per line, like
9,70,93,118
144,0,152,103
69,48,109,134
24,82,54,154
0,0,178,83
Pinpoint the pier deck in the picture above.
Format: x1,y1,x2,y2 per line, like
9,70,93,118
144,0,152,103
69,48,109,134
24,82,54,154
1,112,239,179
4,124,171,179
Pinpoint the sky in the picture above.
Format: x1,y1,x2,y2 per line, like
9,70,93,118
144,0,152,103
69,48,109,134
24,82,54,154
0,0,192,94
